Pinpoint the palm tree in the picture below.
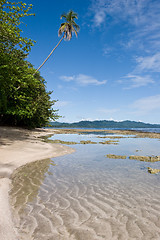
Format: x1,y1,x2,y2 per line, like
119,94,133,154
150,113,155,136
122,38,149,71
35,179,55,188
34,10,80,74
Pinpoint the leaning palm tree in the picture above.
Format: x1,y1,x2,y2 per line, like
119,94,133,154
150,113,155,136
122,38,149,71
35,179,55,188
34,10,80,74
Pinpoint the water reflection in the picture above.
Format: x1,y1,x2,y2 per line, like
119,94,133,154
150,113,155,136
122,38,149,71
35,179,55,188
10,159,56,211
9,133,160,240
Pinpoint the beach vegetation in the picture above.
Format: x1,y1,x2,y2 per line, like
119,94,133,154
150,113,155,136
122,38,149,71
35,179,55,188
0,0,59,128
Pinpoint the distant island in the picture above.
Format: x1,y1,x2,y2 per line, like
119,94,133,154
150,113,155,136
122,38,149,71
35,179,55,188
49,120,160,129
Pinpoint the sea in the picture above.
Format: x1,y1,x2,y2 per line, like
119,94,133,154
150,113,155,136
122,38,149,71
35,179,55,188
10,127,160,240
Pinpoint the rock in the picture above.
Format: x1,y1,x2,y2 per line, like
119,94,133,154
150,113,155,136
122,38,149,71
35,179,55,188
99,140,119,145
80,140,97,144
147,167,160,174
129,155,160,162
105,154,127,159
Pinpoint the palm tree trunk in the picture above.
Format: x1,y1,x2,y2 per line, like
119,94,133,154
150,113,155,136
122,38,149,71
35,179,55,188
33,35,65,75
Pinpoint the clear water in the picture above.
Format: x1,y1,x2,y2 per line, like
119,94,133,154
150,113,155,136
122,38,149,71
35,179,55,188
10,132,160,240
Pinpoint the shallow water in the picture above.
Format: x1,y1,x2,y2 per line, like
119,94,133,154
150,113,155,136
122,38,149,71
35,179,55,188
10,132,160,240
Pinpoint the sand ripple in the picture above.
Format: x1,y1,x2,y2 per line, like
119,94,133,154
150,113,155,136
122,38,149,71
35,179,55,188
10,155,160,240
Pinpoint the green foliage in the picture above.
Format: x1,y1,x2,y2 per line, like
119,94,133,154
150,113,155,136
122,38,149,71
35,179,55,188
58,10,80,40
0,0,59,128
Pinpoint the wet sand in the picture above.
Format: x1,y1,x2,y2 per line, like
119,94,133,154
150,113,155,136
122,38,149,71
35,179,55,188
0,126,74,240
1,127,160,239
10,145,160,240
10,130,160,240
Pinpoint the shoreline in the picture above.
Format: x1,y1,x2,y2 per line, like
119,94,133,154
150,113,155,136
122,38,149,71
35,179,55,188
0,126,75,240
47,127,160,139
1,126,160,239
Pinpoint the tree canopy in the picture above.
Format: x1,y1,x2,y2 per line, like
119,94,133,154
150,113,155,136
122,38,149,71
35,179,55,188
0,0,59,128
58,10,80,40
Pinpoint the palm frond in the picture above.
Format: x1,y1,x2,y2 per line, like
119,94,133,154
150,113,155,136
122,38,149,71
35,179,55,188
60,13,67,20
70,11,78,19
71,21,80,31
72,26,78,37
58,23,66,36
58,10,80,40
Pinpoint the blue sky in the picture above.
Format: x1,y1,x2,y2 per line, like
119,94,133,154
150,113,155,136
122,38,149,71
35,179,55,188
24,0,160,123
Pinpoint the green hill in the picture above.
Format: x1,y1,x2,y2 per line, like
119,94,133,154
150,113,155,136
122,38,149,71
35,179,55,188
49,120,160,129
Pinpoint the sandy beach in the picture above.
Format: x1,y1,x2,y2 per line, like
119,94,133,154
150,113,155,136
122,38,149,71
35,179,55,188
1,127,160,240
0,126,74,240
8,128,160,240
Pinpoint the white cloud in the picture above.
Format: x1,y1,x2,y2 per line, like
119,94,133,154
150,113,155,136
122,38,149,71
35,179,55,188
91,0,160,27
60,76,74,82
131,95,160,115
119,53,159,90
91,0,160,51
79,117,99,121
103,46,113,56
55,101,70,108
94,9,106,26
91,0,145,26
136,53,160,72
60,74,107,86
122,74,154,89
